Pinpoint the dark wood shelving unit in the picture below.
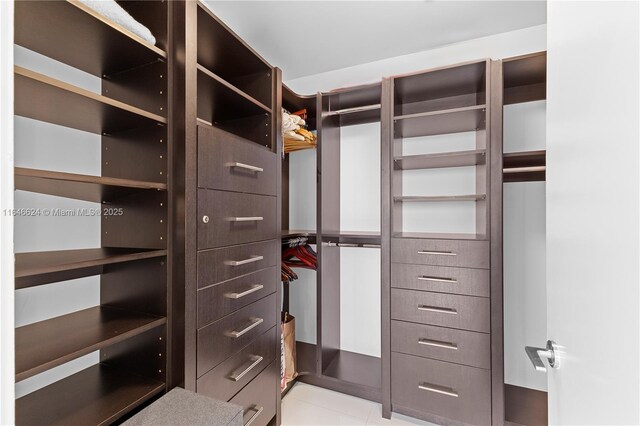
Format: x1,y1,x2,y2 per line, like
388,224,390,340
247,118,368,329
16,364,165,426
503,52,546,105
320,231,382,245
503,150,546,182
394,105,486,138
14,0,166,78
394,149,486,170
16,306,166,381
15,66,166,135
324,83,382,127
394,194,486,202
15,167,166,203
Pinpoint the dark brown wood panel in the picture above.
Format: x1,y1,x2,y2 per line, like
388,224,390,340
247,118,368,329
197,326,276,402
15,364,164,426
322,350,381,390
505,384,548,426
197,124,278,196
395,149,486,170
391,320,490,369
197,189,278,249
391,352,491,425
229,361,278,426
391,263,490,297
391,238,490,269
197,293,278,376
197,267,278,327
197,240,279,287
391,288,490,333
15,306,166,381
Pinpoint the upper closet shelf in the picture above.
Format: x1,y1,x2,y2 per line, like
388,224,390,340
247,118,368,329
16,306,166,382
320,231,381,245
395,149,486,170
393,232,488,241
15,167,167,204
15,0,166,78
15,67,166,134
394,194,486,202
394,105,486,138
15,248,168,289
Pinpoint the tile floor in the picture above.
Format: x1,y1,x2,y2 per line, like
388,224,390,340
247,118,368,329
282,382,436,426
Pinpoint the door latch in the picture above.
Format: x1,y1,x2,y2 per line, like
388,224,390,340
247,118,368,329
525,340,560,372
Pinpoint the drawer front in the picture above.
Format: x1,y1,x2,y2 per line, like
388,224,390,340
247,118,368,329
391,320,490,369
198,189,277,250
391,238,489,269
391,264,489,297
197,326,276,403
198,125,278,196
197,293,277,376
198,240,278,286
391,289,490,333
229,361,278,426
198,267,278,327
391,352,491,425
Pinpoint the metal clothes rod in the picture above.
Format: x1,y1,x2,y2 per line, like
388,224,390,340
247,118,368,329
322,242,382,248
503,166,546,173
325,104,381,116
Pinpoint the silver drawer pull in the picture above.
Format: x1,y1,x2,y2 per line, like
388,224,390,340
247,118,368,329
419,338,458,350
228,216,264,222
229,355,264,382
418,250,457,256
244,405,264,426
227,317,264,338
418,276,457,284
225,255,264,266
225,284,264,299
418,382,459,398
418,305,458,315
228,162,264,173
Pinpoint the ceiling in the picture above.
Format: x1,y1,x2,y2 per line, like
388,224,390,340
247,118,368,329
204,1,546,81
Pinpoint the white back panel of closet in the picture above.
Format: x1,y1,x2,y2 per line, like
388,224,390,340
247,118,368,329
14,46,101,398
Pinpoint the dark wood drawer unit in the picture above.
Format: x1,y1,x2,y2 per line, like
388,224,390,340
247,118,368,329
198,189,277,249
391,264,489,298
197,293,278,376
391,289,490,333
229,360,278,426
197,267,278,327
391,238,489,269
197,326,276,403
391,352,491,425
198,240,278,287
391,320,490,369
197,125,278,196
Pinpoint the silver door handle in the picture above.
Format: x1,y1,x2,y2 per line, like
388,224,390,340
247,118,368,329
225,255,264,266
225,284,264,299
418,382,458,398
525,340,560,372
418,276,457,284
419,338,458,350
227,216,264,222
418,250,457,256
244,405,264,426
229,355,263,381
227,318,264,338
227,162,264,173
418,305,458,315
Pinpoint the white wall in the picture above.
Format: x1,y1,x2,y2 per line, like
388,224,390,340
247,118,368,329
286,25,548,390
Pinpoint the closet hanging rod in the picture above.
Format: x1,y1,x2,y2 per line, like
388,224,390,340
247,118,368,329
503,166,546,174
325,104,381,116
322,242,382,249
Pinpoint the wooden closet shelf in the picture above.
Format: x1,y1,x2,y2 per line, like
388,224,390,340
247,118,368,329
16,306,166,382
15,66,166,135
394,149,486,170
321,231,381,245
394,194,486,202
15,0,166,78
394,105,486,138
503,150,546,168
15,248,168,289
393,232,488,241
15,167,167,204
16,363,165,426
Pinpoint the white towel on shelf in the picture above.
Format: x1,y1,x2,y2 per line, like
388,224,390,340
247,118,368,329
78,0,156,45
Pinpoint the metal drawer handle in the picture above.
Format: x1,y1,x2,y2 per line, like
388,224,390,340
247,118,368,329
418,276,457,284
225,255,264,266
229,355,264,382
418,382,459,398
225,284,264,299
244,405,264,426
228,216,264,222
227,317,264,338
418,250,457,256
228,162,264,173
419,338,458,350
418,305,458,315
